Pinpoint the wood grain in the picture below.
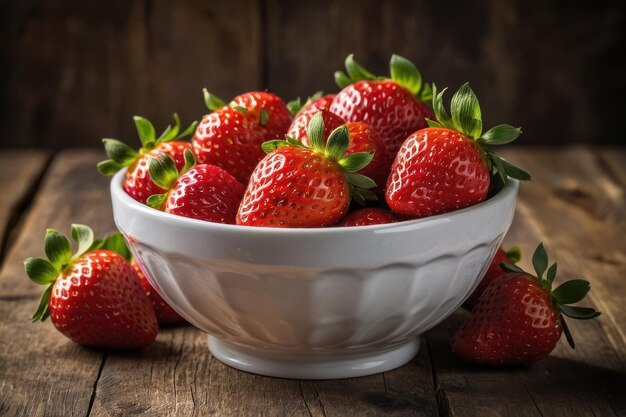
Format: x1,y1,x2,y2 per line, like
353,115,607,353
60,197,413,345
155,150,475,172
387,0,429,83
0,150,115,298
0,150,49,263
0,299,104,416
1,0,262,149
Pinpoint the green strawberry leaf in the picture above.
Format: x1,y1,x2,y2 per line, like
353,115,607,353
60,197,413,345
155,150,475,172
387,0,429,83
500,158,532,181
260,108,270,126
505,246,522,263
133,116,157,149
390,54,423,96
335,71,352,89
432,85,453,129
552,279,591,305
345,172,376,190
418,82,434,104
102,139,139,165
560,315,575,349
307,112,325,152
339,151,374,173
450,83,482,139
345,54,377,82
426,119,442,128
262,140,289,154
480,124,522,145
44,229,72,270
181,149,196,176
203,88,227,111
325,126,350,162
500,262,524,273
147,193,167,210
71,224,95,260
148,154,179,190
176,120,198,140
531,243,548,279
24,257,59,285
286,97,302,115
97,160,125,176
31,284,53,322
546,262,558,286
559,305,601,320
100,232,132,262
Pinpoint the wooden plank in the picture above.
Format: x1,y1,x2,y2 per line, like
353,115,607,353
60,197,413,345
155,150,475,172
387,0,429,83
2,0,262,149
0,149,115,297
427,146,626,417
0,299,104,416
89,332,438,416
0,150,49,263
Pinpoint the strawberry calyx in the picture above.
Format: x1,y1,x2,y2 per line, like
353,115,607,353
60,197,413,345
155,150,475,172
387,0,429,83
146,148,196,210
501,243,601,349
334,54,433,103
427,83,531,189
261,111,378,205
24,224,97,322
286,91,324,116
98,114,197,176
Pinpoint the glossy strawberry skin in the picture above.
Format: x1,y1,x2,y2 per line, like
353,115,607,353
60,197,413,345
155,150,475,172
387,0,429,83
124,141,192,204
337,208,398,227
192,107,265,184
288,109,345,146
301,94,336,114
237,147,350,228
386,128,490,218
329,80,433,157
345,122,390,193
452,273,563,364
132,260,185,325
48,250,158,349
464,249,512,309
231,91,292,141
163,164,245,224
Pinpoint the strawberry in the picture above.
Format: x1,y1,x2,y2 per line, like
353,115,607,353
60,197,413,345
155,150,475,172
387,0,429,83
337,208,398,227
97,232,186,325
192,106,265,184
132,260,186,325
237,113,377,227
24,225,158,349
330,54,434,157
287,109,345,146
386,83,531,218
147,149,245,224
287,91,336,117
464,247,521,309
98,114,197,204
452,243,600,365
230,91,292,140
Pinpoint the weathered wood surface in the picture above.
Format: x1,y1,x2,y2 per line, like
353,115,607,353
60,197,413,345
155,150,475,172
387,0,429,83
1,1,625,149
0,148,624,417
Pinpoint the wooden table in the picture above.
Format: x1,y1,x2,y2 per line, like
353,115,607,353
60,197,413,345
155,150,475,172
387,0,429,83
0,147,624,417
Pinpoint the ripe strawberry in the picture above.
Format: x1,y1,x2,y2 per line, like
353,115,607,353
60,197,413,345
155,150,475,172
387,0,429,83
98,114,197,204
464,247,521,309
147,149,245,224
330,54,434,157
230,91,292,140
287,91,336,117
237,113,377,227
288,109,345,146
386,83,531,218
24,225,158,349
132,260,186,325
337,208,398,227
452,243,600,364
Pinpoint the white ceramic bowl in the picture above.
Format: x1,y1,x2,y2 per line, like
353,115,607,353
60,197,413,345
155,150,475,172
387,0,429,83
110,170,518,379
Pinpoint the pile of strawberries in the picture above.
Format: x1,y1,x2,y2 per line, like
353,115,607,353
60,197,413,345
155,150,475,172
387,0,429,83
23,54,599,365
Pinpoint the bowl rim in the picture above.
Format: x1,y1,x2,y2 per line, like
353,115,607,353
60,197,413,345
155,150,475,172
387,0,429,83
111,169,519,236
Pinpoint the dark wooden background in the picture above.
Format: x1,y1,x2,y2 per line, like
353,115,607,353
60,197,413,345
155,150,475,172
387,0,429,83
1,0,624,149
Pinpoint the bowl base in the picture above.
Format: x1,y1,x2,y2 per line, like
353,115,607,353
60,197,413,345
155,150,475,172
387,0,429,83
207,336,421,379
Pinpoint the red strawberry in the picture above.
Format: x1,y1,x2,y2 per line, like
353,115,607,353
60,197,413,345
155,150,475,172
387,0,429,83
132,260,186,325
386,83,531,218
452,243,600,364
147,149,245,224
464,247,521,309
98,114,197,204
329,54,434,157
344,122,390,194
337,208,398,227
231,91,292,140
192,106,265,184
288,109,345,146
287,92,336,117
237,113,377,227
24,225,158,349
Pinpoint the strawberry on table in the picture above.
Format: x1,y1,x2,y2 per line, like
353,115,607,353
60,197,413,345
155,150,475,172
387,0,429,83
452,243,601,365
337,207,398,227
24,225,158,349
147,149,245,224
464,246,521,309
237,112,378,227
330,54,434,157
98,114,197,204
386,83,531,218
